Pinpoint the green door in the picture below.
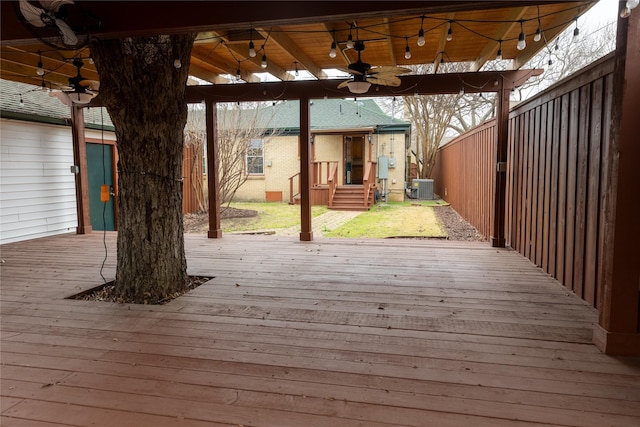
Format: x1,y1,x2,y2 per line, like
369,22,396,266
86,143,115,231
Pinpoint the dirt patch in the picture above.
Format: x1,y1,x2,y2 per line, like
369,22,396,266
69,276,213,305
433,205,485,242
184,206,257,234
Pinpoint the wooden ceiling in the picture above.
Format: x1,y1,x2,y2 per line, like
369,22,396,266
0,1,595,92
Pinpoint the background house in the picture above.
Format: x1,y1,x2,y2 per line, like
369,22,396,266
0,79,117,244
229,98,411,204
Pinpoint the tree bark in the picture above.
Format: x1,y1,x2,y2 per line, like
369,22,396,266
90,34,196,303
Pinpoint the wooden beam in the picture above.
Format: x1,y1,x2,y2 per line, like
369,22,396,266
190,47,261,82
593,4,640,357
206,99,222,239
433,13,455,73
70,105,92,235
186,69,542,103
383,18,397,67
256,27,327,79
299,98,313,241
471,7,528,71
188,63,229,85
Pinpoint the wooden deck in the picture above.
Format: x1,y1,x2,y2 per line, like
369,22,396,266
1,232,639,426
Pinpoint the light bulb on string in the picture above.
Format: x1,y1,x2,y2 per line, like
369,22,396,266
417,17,425,46
19,94,24,107
548,57,553,66
36,51,44,76
248,29,256,57
294,62,299,77
174,58,182,68
446,22,453,42
458,87,464,96
261,54,268,69
572,19,580,41
534,27,542,42
404,37,411,59
347,26,354,49
627,0,639,9
621,6,631,17
329,40,337,58
517,21,526,51
236,61,241,78
496,40,503,60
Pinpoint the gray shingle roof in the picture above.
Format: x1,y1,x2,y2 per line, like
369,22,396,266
0,79,113,129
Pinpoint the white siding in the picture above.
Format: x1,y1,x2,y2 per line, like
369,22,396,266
0,119,77,244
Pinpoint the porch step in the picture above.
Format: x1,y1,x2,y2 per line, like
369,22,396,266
329,185,374,211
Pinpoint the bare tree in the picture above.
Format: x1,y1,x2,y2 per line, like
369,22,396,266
514,21,616,101
184,104,207,212
216,102,282,204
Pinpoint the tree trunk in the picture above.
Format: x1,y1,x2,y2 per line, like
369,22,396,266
90,34,195,303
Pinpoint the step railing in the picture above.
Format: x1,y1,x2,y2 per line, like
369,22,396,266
288,172,300,204
327,161,339,208
362,161,376,207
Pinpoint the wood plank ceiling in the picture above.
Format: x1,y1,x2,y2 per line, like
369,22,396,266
0,1,595,93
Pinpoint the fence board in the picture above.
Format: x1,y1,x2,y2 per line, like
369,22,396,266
435,54,614,310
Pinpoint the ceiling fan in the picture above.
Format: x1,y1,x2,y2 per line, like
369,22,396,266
338,41,411,94
16,0,97,50
50,58,99,105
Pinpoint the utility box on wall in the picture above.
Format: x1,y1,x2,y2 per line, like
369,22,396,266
411,179,434,200
377,156,389,179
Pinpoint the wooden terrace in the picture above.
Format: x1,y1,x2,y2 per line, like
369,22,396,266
1,233,639,426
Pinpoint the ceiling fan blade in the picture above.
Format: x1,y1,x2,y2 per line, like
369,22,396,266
39,0,74,12
49,90,72,106
367,75,402,87
337,80,352,89
79,79,100,91
338,67,363,76
368,66,412,75
54,18,78,46
19,0,47,27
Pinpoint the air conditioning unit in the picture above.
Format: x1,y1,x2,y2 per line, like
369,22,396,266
411,179,434,200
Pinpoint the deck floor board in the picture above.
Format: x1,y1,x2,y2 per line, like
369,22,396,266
1,232,639,426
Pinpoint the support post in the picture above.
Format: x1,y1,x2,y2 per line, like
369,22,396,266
593,6,640,356
206,99,222,238
299,98,313,241
491,83,510,248
70,105,92,234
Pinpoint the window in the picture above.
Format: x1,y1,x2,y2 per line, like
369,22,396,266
246,139,264,175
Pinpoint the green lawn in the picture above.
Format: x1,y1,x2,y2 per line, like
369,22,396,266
323,202,447,239
222,202,328,232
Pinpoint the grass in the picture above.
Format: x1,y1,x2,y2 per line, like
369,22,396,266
222,202,328,232
323,202,447,239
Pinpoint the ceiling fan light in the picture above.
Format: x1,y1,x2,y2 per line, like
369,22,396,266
347,81,371,94
67,91,95,105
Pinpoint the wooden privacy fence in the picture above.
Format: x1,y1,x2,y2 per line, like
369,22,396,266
434,54,614,309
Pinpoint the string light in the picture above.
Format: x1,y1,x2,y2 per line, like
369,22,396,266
36,51,44,76
294,61,299,76
261,54,268,69
19,94,24,107
496,40,502,61
236,61,241,78
417,17,425,46
517,20,526,51
458,87,465,96
446,21,453,42
248,29,256,57
572,18,580,41
534,27,542,42
620,6,631,17
628,0,639,9
173,58,182,68
347,25,354,49
404,36,411,59
329,30,337,58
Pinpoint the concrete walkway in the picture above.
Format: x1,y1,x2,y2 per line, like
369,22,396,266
274,209,364,237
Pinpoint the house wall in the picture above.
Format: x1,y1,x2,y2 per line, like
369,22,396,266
233,132,407,203
0,118,78,244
